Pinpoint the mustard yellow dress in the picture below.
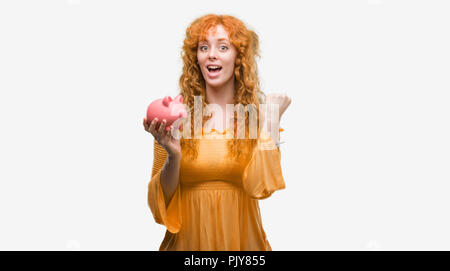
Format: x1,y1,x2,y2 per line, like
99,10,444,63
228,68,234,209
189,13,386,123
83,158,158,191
147,128,286,251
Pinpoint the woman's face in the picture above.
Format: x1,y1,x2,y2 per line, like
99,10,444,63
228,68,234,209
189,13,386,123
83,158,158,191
197,25,237,88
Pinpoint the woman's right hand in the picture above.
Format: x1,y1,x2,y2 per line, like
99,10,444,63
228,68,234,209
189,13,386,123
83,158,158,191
143,117,182,158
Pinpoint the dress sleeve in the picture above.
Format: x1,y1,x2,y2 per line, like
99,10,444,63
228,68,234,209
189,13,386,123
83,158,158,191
242,128,286,200
147,139,182,233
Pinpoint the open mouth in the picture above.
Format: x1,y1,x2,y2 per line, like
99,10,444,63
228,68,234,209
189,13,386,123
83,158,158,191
207,65,222,74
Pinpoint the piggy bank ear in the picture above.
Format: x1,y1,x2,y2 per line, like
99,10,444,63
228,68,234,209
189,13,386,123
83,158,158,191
174,94,183,103
162,96,173,106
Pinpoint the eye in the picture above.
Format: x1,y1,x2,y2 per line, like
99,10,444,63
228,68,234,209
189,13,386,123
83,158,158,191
199,45,228,51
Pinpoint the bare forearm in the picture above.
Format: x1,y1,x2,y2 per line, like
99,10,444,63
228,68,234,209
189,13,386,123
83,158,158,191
160,154,181,206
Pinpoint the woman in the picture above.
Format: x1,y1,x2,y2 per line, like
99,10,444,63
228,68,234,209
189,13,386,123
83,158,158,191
143,14,291,251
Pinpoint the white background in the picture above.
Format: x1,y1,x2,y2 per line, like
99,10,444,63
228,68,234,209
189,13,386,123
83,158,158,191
0,0,449,251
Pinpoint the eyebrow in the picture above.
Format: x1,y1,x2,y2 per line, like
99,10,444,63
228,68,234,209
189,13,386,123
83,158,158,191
199,38,230,43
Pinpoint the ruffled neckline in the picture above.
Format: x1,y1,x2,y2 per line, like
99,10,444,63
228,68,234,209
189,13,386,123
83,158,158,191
202,127,284,138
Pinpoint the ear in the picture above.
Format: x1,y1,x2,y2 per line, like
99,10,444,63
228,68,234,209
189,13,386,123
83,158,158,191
174,94,183,103
162,96,173,106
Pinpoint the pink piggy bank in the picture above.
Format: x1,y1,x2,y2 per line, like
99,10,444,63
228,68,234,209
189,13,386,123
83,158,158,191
146,94,187,132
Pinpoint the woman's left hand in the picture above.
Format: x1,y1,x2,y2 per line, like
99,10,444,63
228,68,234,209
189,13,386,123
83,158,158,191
259,93,291,147
265,93,292,121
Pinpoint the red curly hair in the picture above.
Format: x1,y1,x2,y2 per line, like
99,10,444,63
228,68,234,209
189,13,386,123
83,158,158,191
178,13,266,162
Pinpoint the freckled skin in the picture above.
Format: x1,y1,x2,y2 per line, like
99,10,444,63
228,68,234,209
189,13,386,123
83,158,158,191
197,24,238,91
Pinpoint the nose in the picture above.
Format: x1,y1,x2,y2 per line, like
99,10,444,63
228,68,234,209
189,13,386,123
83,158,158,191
208,47,218,60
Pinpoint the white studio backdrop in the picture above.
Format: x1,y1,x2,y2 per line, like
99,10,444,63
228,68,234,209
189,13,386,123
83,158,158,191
0,0,449,251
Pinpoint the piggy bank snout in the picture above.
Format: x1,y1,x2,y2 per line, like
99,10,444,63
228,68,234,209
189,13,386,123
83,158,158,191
169,105,188,118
